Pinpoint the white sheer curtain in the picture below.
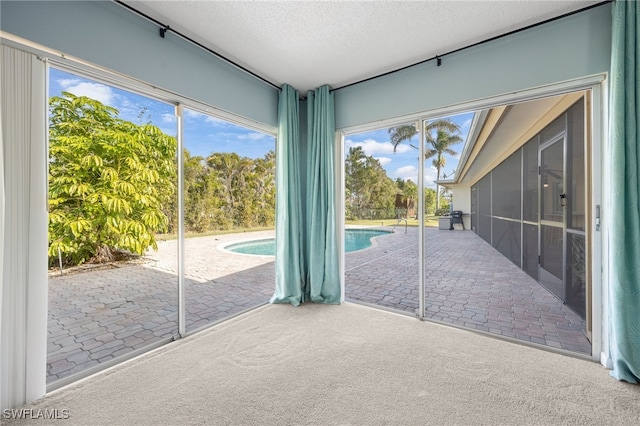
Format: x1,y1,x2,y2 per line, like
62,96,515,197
0,43,5,413
0,44,48,410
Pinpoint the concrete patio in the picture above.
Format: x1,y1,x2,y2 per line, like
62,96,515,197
47,227,591,384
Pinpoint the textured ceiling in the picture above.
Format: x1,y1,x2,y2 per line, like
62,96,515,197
123,1,601,93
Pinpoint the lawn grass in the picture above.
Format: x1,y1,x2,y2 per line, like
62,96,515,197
155,226,275,241
156,216,443,241
345,216,440,228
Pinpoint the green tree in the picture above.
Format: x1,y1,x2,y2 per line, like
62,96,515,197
424,188,437,216
252,150,276,226
345,147,396,219
48,92,177,266
389,119,461,211
425,122,461,211
388,124,418,152
180,149,275,233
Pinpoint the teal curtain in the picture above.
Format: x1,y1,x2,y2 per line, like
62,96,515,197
271,84,340,305
271,84,305,305
609,0,640,383
305,86,340,303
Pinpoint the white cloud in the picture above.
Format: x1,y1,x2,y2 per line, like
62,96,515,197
376,157,391,166
58,79,114,105
461,118,473,130
162,113,177,123
395,165,417,177
238,132,267,141
184,109,203,119
390,165,440,188
345,138,413,156
424,166,439,188
205,116,228,126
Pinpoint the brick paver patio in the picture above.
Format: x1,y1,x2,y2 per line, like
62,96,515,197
47,227,591,384
346,227,590,354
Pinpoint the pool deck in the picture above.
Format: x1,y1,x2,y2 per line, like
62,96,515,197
47,227,591,384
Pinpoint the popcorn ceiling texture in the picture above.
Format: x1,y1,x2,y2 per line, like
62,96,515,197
125,1,599,92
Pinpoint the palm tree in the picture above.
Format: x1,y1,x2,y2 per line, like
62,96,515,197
388,125,418,152
425,125,461,211
389,119,462,211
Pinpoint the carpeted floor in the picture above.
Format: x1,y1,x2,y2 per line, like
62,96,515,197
5,303,640,425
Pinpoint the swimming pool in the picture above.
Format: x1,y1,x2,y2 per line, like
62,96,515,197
225,229,392,256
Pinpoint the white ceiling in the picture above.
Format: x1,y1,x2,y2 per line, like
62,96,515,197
123,1,601,93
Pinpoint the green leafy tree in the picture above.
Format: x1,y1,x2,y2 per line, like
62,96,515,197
389,119,461,211
424,188,437,216
425,122,461,211
252,150,276,226
48,92,177,266
180,149,275,233
345,146,396,219
388,125,418,151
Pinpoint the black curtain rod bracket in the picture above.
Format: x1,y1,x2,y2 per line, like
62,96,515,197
114,0,280,91
331,0,611,92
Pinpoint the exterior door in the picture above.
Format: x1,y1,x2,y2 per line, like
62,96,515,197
539,137,565,300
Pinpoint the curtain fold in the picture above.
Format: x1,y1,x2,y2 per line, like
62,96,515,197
0,45,4,413
0,45,48,410
609,0,640,383
271,84,340,306
305,86,340,304
271,84,305,305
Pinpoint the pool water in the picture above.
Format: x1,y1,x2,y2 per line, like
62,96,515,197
225,229,391,256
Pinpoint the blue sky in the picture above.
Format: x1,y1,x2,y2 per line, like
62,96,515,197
48,67,275,160
49,67,472,186
344,111,473,189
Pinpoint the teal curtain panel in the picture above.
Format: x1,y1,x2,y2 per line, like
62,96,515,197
305,86,340,304
609,0,640,383
271,84,305,305
272,85,340,305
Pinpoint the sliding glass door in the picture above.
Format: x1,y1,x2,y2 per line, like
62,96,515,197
539,137,565,299
181,108,276,333
47,67,179,385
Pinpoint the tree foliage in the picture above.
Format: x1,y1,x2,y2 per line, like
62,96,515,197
389,119,462,211
345,147,398,219
179,150,276,233
48,92,177,266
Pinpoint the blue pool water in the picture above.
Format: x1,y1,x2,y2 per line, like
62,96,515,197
226,229,391,256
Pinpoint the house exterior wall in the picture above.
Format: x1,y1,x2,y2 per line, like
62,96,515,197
470,99,587,319
451,186,471,230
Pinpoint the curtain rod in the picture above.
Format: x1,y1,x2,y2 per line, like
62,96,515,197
331,0,613,92
113,1,281,91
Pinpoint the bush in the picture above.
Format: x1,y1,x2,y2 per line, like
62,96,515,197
48,93,177,266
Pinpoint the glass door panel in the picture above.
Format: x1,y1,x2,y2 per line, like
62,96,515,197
539,225,563,299
47,67,179,384
566,232,586,318
539,138,564,300
540,139,564,223
344,125,419,314
182,108,275,333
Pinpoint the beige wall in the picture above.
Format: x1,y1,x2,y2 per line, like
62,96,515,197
451,186,471,230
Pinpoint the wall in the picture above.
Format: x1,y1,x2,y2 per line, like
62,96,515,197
451,186,471,230
334,3,611,129
0,1,279,127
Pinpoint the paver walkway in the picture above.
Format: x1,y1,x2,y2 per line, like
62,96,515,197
346,227,590,353
48,231,275,383
47,227,591,384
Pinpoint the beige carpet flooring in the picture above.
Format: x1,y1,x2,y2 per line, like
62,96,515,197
6,303,640,425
